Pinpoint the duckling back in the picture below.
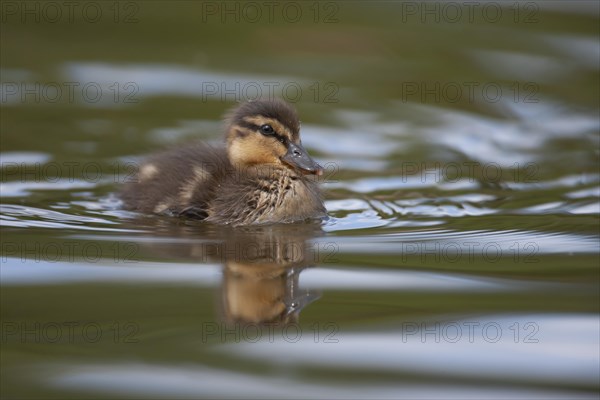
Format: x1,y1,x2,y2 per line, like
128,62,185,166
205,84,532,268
120,143,231,219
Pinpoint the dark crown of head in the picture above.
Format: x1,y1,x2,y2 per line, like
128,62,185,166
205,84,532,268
229,99,300,136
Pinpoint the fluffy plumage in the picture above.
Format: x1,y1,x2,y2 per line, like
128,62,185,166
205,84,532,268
121,99,326,226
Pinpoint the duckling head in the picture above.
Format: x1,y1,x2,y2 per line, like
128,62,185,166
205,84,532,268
225,99,323,175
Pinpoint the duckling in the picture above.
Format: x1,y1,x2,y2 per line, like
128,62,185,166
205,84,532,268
121,99,326,226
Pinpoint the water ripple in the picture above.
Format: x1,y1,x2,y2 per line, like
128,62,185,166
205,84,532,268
0,204,139,232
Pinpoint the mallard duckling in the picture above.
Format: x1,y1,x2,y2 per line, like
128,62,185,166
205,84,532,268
121,99,326,226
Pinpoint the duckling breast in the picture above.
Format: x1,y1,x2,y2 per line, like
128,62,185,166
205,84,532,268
206,169,326,226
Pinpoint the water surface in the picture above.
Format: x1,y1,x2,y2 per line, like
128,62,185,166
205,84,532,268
1,2,599,399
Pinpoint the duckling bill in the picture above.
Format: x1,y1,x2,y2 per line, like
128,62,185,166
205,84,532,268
120,99,327,226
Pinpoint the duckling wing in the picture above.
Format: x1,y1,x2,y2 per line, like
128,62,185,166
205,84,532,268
120,143,231,218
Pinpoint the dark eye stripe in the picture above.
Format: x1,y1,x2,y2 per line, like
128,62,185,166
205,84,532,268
237,121,289,145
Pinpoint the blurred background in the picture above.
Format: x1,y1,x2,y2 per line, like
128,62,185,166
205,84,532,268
1,1,599,399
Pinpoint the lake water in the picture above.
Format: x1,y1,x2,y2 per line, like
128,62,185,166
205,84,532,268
1,2,599,399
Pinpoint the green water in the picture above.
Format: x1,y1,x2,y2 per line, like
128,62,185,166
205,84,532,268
1,1,599,399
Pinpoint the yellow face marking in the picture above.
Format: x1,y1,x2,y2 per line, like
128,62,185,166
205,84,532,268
227,118,293,168
228,137,283,168
226,115,300,169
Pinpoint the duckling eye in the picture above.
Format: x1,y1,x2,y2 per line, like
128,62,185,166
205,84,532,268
259,124,275,135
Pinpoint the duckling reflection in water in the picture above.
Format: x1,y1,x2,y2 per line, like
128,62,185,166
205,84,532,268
121,99,326,226
126,221,321,325
219,226,321,325
223,262,310,324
